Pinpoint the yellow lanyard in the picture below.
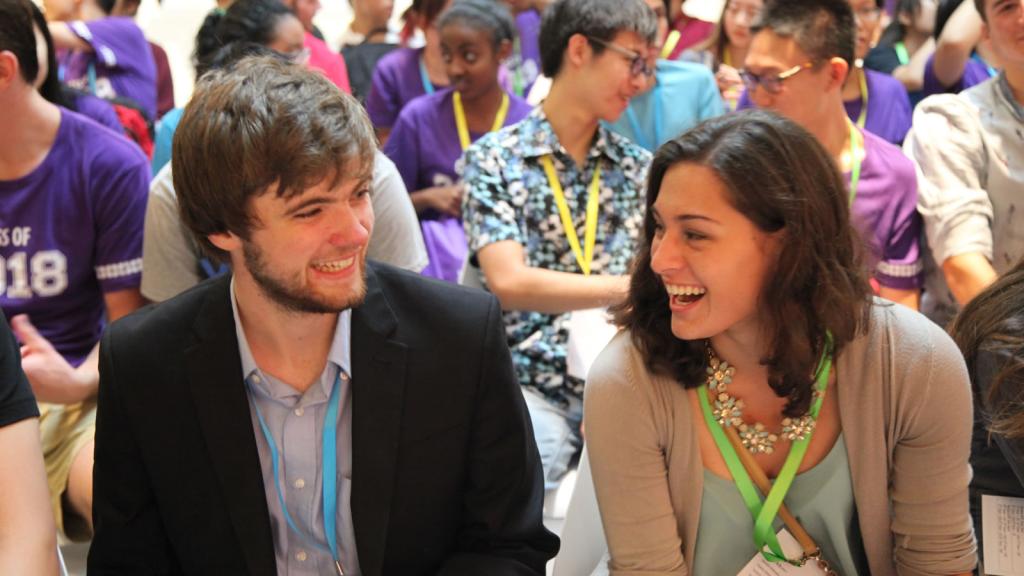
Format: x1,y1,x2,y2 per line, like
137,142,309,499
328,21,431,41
540,155,602,276
855,67,868,129
660,30,681,60
453,91,509,151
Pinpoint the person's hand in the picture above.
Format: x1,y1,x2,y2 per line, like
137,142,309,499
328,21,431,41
11,315,94,404
715,63,743,97
422,184,465,217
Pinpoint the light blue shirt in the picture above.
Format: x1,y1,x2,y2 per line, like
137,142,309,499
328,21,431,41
231,281,361,575
605,59,724,152
151,106,182,176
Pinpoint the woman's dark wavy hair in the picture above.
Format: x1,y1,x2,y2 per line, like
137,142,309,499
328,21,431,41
612,110,872,417
950,257,1024,439
193,0,293,77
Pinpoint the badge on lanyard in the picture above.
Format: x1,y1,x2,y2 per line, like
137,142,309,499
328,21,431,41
696,337,835,569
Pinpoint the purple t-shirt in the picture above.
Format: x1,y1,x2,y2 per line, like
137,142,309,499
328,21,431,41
843,69,912,145
846,129,923,290
61,17,157,121
0,109,149,366
367,47,448,130
499,10,542,98
922,53,993,98
71,93,123,134
383,88,532,282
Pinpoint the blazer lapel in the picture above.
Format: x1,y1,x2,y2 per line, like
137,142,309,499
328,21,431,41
184,276,277,576
351,264,408,576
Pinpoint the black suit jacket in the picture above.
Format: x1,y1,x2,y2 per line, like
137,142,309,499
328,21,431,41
88,262,559,575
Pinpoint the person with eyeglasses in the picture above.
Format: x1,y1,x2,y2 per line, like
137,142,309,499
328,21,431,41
605,0,724,152
460,0,655,515
683,0,764,110
743,0,924,311
839,0,914,144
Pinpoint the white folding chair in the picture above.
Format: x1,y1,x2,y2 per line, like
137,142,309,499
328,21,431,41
552,448,610,576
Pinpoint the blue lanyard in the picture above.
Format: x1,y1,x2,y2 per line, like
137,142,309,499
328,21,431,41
87,62,98,96
624,81,662,151
419,57,435,94
972,53,997,78
250,370,345,574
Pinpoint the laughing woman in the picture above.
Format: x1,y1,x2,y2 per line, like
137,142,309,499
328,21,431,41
584,110,977,575
383,0,531,282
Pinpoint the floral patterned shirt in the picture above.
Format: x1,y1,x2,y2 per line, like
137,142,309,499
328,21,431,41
460,106,651,406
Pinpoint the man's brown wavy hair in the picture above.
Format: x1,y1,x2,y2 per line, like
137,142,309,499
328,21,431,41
612,110,873,417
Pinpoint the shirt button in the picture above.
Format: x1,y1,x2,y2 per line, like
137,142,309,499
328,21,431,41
295,550,307,562
294,478,306,489
294,407,304,416
251,374,262,384
340,372,350,382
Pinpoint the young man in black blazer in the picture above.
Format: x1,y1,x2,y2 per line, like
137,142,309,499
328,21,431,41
87,55,558,576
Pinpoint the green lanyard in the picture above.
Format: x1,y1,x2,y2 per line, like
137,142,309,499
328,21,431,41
696,338,834,565
847,122,863,206
512,36,524,97
894,41,910,66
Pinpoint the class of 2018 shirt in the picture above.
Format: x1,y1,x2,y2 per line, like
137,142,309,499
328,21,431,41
383,88,533,282
844,68,913,145
0,109,149,366
845,128,923,290
61,17,158,121
366,47,448,130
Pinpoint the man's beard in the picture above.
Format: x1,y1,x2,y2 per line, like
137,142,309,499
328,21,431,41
242,240,367,314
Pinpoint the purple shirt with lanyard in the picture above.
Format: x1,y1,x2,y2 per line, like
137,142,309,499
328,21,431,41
232,284,359,576
59,17,157,120
846,127,923,291
843,68,913,145
383,88,532,282
366,47,448,130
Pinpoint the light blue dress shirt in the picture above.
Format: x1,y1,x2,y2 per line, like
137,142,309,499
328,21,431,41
605,59,725,152
231,281,361,575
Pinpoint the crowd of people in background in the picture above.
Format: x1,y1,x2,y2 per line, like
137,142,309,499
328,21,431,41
0,0,1021,572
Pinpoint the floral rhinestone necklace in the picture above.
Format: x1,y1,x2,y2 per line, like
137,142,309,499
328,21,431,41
705,344,823,455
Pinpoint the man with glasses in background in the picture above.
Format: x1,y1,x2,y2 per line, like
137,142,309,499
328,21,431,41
743,0,924,309
460,0,656,516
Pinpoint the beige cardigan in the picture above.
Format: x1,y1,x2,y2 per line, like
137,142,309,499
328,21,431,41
584,302,977,576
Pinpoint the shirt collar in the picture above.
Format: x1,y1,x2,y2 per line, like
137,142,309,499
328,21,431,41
516,105,624,165
996,71,1024,123
230,277,352,403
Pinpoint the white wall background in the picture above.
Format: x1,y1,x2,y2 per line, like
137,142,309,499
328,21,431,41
134,0,725,105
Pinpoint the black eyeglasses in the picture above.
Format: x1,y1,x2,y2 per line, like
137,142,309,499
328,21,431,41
586,36,655,78
738,61,816,95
